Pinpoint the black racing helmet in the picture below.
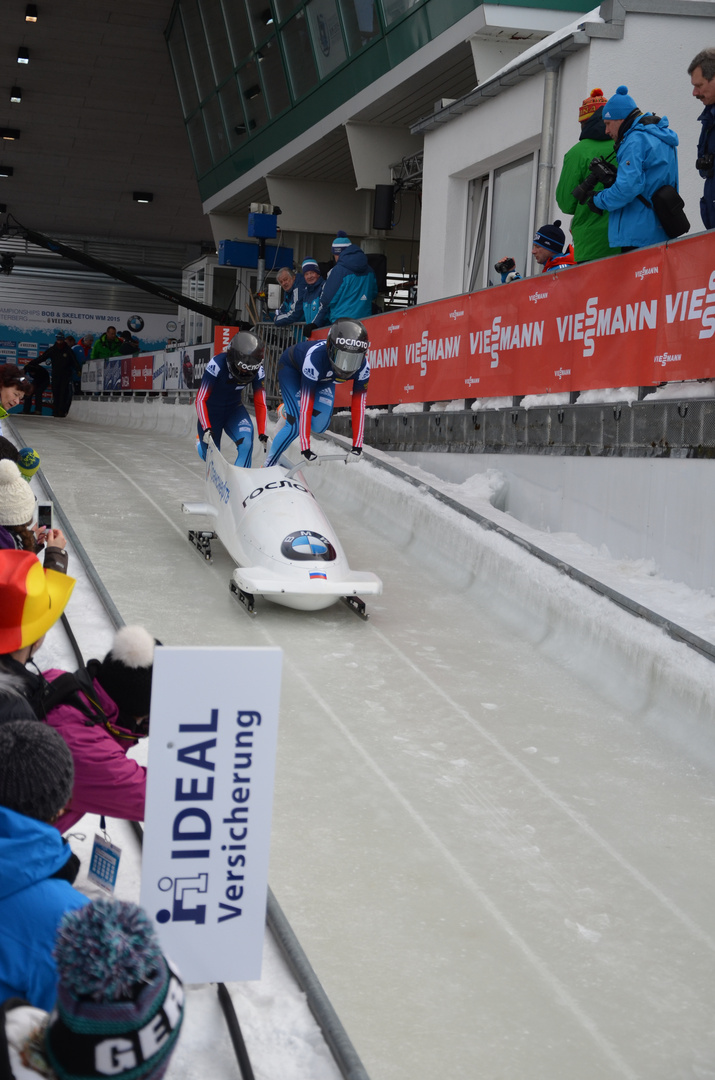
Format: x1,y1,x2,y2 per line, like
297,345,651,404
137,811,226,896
227,330,264,384
326,319,369,380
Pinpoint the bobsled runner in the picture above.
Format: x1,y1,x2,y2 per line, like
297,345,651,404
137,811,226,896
181,435,382,617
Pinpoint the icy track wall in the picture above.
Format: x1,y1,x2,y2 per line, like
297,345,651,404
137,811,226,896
71,398,715,772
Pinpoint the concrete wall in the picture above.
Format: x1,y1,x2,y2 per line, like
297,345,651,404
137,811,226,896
398,450,715,592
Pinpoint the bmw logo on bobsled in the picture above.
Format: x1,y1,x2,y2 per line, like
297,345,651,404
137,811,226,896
181,434,382,617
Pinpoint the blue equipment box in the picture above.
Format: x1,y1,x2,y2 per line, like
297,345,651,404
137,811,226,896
218,240,293,269
247,212,278,239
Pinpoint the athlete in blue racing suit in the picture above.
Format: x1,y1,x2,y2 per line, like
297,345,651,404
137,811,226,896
195,330,268,468
264,318,370,467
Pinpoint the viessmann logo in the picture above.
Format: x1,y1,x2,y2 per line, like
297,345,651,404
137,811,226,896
449,309,465,320
554,367,571,380
387,324,401,333
654,352,682,365
529,291,548,304
636,266,659,280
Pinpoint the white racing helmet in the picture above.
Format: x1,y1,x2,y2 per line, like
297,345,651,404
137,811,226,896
227,330,264,384
326,319,369,380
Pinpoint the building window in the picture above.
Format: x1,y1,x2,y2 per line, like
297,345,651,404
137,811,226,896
340,0,380,52
257,36,291,117
379,0,423,27
203,94,229,165
306,0,347,79
464,154,535,292
238,59,269,132
167,16,199,117
222,0,252,68
186,111,213,177
179,0,215,103
282,10,319,99
198,0,235,86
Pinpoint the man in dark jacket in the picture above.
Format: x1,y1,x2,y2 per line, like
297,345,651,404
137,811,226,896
312,232,377,328
688,49,715,229
32,332,78,417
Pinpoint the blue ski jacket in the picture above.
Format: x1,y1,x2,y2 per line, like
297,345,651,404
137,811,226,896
313,246,377,327
593,113,679,249
696,103,715,229
0,805,88,1010
274,276,325,325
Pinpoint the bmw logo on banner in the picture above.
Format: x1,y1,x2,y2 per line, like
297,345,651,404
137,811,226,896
281,530,336,562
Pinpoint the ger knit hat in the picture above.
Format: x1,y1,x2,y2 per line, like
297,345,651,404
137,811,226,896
0,549,76,652
0,719,74,822
579,87,607,122
331,231,351,254
301,257,320,274
17,446,41,481
602,84,639,120
96,626,157,719
45,899,184,1080
0,459,35,525
533,220,566,255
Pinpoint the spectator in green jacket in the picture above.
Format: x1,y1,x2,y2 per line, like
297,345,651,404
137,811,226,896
90,325,122,359
555,88,621,262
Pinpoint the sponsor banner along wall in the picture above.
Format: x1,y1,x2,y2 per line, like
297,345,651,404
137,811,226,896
333,232,715,406
0,303,179,359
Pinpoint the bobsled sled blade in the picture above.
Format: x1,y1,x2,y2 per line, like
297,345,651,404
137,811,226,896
188,529,217,562
182,501,219,517
340,595,369,620
229,578,256,616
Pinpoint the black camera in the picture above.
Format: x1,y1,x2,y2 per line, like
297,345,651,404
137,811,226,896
494,256,516,275
572,157,618,204
696,152,714,177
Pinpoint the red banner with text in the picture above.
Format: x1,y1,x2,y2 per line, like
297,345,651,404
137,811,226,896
329,232,715,406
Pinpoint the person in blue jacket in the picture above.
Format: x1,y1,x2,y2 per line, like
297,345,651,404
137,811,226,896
591,85,680,250
0,719,88,1011
264,318,370,467
688,49,715,230
311,233,377,329
272,267,305,325
195,330,268,467
274,258,325,327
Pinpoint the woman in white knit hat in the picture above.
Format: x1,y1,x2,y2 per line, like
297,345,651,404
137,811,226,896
0,459,68,573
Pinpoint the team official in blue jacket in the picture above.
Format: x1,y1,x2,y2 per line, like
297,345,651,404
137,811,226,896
312,233,377,328
274,258,325,326
0,720,88,1012
688,50,715,230
195,330,268,467
265,318,370,467
592,85,680,249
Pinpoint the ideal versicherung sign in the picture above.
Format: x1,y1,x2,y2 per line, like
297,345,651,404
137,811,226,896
140,646,282,984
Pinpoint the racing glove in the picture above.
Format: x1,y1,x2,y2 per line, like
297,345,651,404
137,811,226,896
258,433,269,444
301,448,318,461
303,324,316,337
202,428,213,444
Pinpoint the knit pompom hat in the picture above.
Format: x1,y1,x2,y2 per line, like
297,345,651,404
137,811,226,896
95,626,157,719
0,459,35,526
301,257,320,273
533,220,566,255
331,231,351,254
45,899,184,1080
579,87,607,122
602,84,639,120
0,719,74,822
17,446,41,481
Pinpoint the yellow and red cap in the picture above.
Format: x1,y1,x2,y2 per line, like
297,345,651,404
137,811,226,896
0,549,75,653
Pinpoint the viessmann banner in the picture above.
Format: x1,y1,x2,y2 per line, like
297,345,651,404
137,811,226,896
335,232,715,406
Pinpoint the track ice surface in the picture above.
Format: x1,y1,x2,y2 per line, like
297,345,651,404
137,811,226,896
14,413,715,1080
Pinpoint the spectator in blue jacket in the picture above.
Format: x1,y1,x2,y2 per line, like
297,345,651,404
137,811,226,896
312,232,377,328
0,719,88,1011
274,258,325,327
273,267,305,325
591,85,680,250
688,49,715,229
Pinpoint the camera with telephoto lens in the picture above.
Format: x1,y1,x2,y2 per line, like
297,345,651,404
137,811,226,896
572,157,618,204
696,152,714,177
494,256,516,275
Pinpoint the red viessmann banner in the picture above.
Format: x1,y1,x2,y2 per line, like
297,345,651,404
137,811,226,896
330,232,715,406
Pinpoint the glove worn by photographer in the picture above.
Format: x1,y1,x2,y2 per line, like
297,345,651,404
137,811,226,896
587,195,603,216
301,448,318,461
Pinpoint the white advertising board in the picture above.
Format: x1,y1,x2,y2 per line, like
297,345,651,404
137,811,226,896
140,646,282,984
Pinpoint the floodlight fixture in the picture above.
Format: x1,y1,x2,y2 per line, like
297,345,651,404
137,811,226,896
26,5,38,21
0,167,14,178
10,87,22,104
0,130,20,141
133,191,153,203
17,47,29,64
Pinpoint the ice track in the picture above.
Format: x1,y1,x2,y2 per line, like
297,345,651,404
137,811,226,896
12,406,715,1080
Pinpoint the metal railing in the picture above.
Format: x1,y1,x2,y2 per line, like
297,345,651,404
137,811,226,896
253,321,309,408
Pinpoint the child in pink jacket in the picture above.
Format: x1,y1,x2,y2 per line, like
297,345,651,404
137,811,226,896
42,626,157,832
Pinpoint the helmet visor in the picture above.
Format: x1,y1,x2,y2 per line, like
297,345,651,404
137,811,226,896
331,347,364,378
228,359,261,385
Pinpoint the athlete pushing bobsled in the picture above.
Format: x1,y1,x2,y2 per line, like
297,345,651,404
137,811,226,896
264,318,369,467
195,330,268,467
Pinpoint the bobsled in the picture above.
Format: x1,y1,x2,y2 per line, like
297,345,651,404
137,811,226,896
181,435,382,617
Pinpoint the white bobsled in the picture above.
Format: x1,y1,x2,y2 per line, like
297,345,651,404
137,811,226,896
181,435,382,617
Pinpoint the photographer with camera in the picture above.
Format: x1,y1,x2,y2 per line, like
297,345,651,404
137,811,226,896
555,88,621,262
588,85,682,251
494,257,522,283
688,49,715,230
